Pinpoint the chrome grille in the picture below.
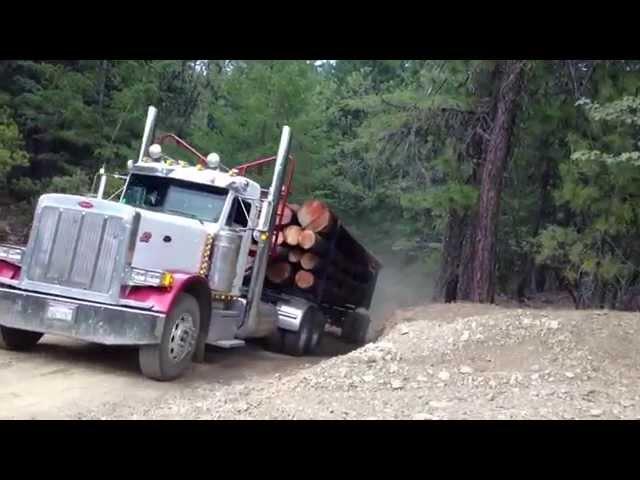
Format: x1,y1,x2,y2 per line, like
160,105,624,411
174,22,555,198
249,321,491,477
26,206,125,294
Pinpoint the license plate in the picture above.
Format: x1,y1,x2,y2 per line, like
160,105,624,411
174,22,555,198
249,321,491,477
46,302,76,323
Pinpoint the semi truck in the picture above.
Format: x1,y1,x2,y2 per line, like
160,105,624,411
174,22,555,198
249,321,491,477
0,106,381,381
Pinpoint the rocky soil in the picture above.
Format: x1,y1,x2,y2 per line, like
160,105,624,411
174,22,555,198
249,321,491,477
78,302,640,420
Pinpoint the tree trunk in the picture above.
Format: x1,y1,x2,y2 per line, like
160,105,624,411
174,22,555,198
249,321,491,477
462,60,527,303
517,149,555,301
98,60,109,111
433,210,467,302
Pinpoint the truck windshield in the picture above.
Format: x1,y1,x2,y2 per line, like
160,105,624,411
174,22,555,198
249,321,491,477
122,174,228,223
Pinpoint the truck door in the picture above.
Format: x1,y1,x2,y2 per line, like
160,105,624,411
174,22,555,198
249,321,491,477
227,195,259,294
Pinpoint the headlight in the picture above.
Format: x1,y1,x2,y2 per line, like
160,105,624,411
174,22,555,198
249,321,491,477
0,245,24,266
127,268,174,288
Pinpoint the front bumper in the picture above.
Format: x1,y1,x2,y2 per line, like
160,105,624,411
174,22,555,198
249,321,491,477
0,287,165,345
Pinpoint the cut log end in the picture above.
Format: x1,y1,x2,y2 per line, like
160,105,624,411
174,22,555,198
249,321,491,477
284,225,302,246
297,200,334,233
288,248,304,264
299,230,316,250
294,270,315,290
267,262,292,284
300,252,321,271
298,229,328,253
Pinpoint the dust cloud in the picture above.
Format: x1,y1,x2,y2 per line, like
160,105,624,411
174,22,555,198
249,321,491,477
368,253,435,339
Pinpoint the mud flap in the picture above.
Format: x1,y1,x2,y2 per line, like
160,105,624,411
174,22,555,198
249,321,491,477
194,338,206,363
194,315,210,363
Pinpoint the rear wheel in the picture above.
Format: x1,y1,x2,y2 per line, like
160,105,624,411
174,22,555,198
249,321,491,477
266,307,322,357
282,314,312,356
307,309,326,354
139,294,200,381
341,310,371,345
0,326,43,351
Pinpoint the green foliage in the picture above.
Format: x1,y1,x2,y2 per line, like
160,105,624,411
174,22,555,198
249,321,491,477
312,60,485,259
189,61,331,198
3,59,640,307
578,96,640,126
0,106,29,185
535,82,640,306
46,171,91,196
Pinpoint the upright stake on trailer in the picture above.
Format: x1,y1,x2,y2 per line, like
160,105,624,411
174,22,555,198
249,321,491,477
238,126,292,338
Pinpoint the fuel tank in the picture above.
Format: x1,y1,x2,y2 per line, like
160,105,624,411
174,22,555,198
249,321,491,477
208,229,242,293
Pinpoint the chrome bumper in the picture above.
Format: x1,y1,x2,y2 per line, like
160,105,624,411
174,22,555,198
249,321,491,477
0,287,165,345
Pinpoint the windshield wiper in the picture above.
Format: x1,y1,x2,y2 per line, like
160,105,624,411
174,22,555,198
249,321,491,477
164,209,205,225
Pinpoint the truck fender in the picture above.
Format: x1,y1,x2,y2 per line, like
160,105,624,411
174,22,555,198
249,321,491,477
122,273,212,362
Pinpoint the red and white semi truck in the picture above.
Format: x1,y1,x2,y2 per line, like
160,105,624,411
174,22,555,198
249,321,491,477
0,106,381,381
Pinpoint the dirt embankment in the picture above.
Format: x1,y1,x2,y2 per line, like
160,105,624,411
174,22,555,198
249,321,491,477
68,302,640,420
1,297,639,419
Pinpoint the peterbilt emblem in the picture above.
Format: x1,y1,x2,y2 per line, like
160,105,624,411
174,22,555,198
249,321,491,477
139,232,152,243
78,200,94,209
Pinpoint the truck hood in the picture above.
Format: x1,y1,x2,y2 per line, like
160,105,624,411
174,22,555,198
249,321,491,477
131,209,215,275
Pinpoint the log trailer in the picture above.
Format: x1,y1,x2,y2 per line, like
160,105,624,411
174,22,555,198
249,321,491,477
0,106,381,381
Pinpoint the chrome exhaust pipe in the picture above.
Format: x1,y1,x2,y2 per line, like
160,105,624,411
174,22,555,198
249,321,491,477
96,165,107,199
238,126,292,338
137,106,158,163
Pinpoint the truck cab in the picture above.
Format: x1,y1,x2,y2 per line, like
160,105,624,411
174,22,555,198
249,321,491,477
121,159,261,297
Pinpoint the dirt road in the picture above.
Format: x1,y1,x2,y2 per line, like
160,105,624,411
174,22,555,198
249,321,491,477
2,302,640,420
0,334,355,419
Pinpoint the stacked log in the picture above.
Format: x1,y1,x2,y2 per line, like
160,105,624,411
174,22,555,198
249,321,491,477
298,230,328,254
266,261,292,285
264,198,380,309
297,199,335,234
283,225,302,246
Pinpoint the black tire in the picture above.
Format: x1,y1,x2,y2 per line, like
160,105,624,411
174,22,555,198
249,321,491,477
265,328,285,353
307,309,326,354
341,310,371,345
139,294,200,381
281,307,316,357
0,326,43,351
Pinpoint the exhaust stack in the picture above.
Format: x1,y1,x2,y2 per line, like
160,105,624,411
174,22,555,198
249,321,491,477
238,126,292,338
137,106,158,164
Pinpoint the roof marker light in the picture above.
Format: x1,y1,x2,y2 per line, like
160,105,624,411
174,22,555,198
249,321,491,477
206,153,221,169
149,144,162,160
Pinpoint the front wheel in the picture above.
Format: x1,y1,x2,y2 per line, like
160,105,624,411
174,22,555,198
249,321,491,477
139,294,201,381
0,326,43,351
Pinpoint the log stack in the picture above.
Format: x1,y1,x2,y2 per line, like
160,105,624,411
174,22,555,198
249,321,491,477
264,198,381,309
